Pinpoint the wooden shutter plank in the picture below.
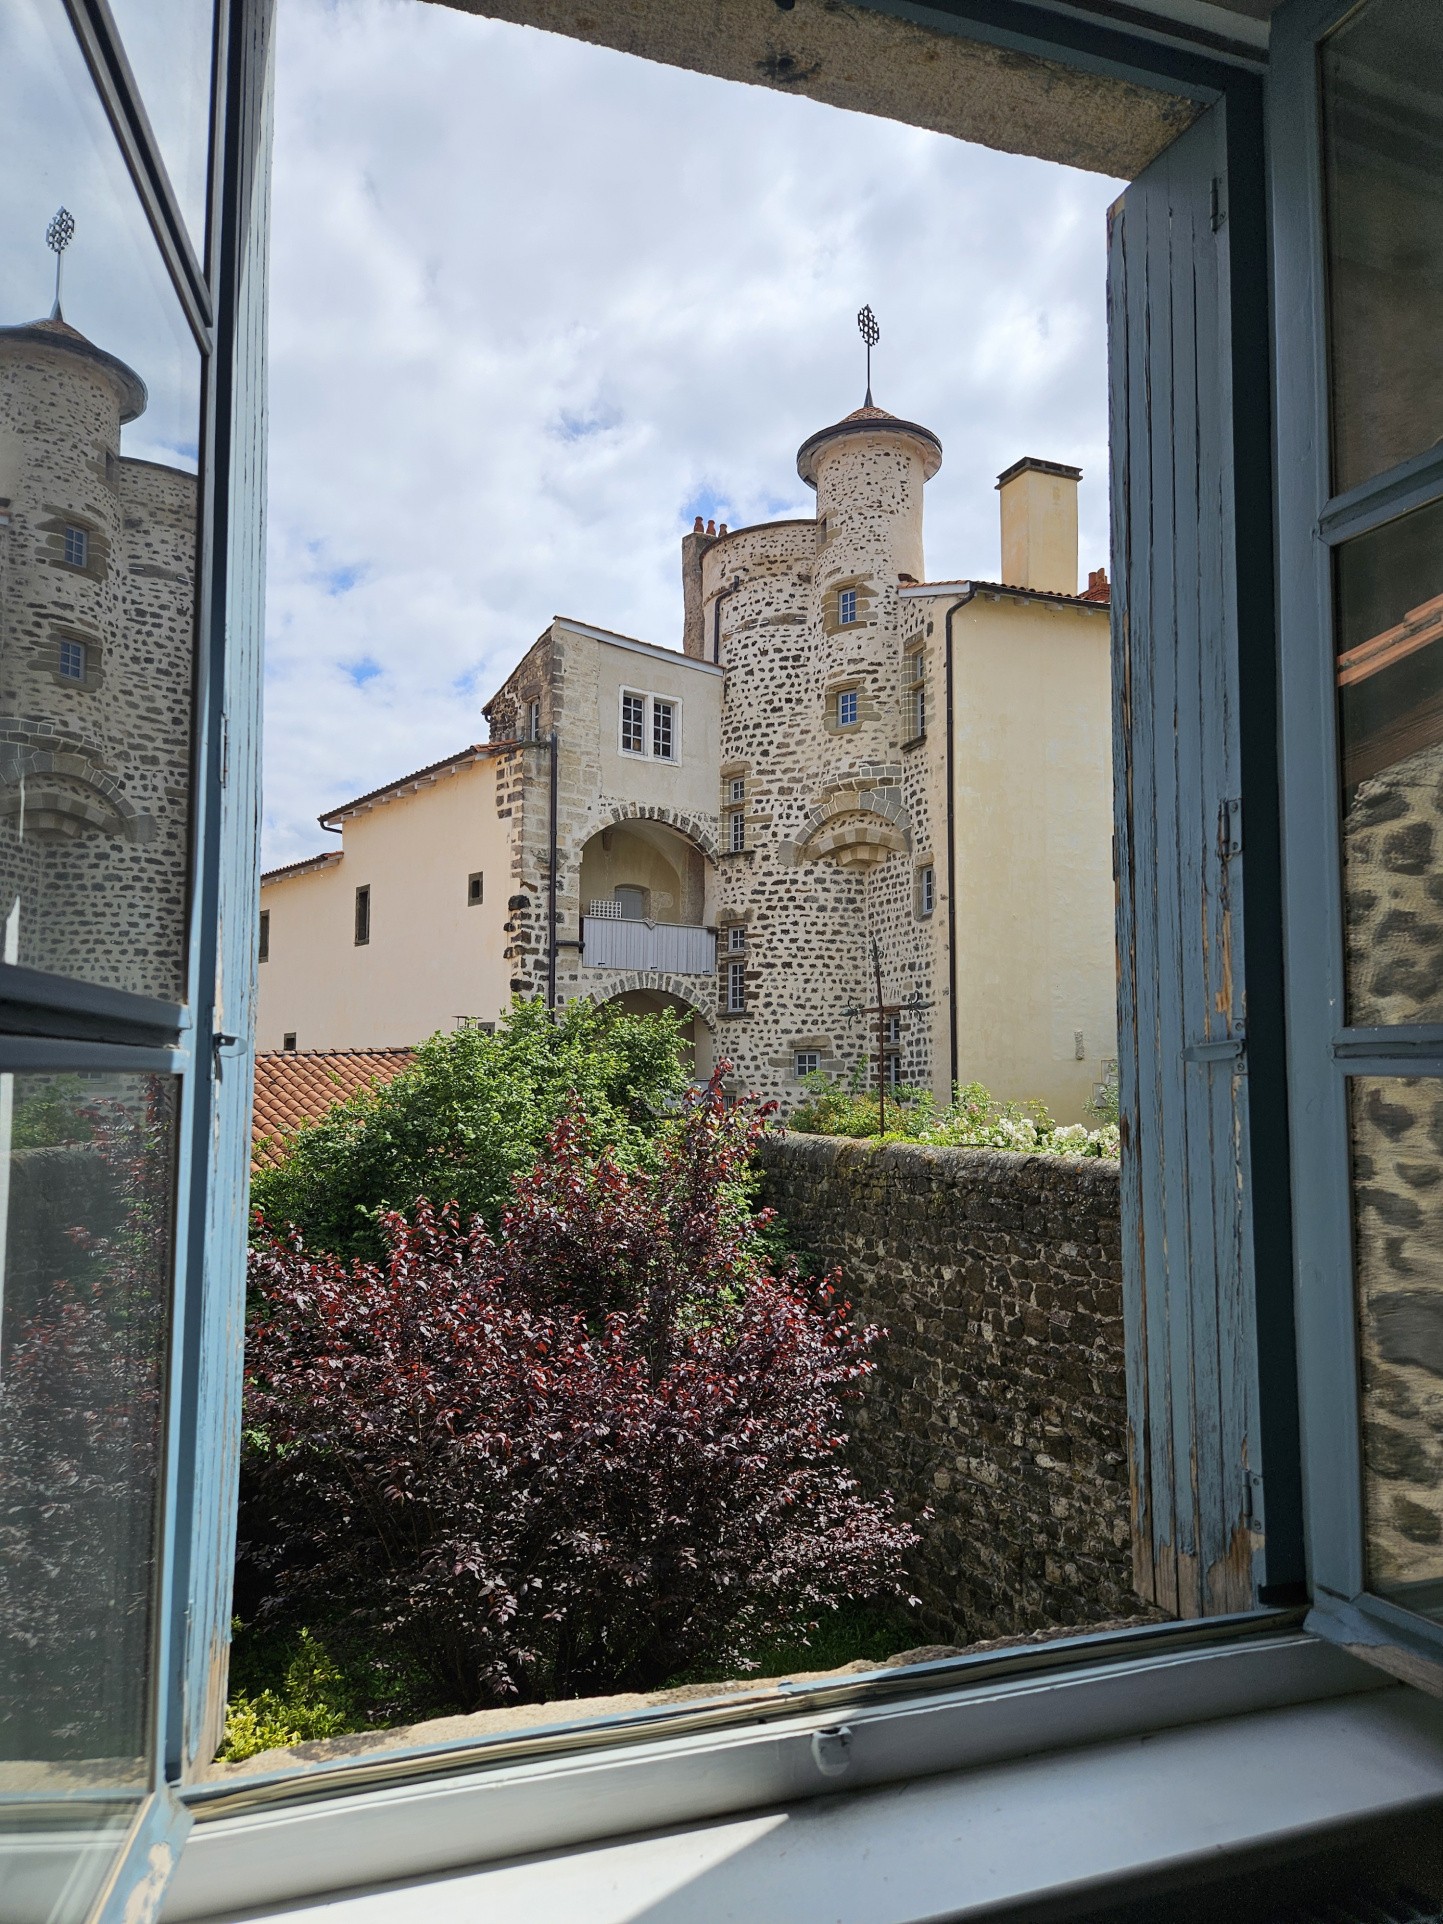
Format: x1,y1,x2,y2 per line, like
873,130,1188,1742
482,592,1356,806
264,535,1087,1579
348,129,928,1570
1109,101,1262,1619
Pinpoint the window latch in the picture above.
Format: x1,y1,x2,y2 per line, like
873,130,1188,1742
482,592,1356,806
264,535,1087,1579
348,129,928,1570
1183,1025,1245,1065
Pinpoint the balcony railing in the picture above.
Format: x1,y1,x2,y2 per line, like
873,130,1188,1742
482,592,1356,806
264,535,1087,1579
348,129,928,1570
582,915,716,975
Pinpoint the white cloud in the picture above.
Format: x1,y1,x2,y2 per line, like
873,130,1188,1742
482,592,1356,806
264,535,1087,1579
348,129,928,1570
263,0,1122,867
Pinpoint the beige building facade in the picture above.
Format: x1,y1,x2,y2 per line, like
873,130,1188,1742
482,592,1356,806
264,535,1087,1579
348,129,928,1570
259,399,1115,1122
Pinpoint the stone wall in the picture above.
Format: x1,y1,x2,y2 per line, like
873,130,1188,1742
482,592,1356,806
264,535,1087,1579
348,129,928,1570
756,1131,1139,1643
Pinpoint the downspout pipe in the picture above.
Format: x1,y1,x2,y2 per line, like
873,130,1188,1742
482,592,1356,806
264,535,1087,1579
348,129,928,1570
546,728,559,1010
943,590,975,1095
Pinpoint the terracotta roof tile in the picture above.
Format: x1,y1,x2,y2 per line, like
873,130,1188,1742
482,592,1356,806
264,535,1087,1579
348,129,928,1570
252,1047,415,1169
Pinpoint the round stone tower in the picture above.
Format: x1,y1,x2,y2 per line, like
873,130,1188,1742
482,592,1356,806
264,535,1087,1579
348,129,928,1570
0,309,196,997
703,396,944,1101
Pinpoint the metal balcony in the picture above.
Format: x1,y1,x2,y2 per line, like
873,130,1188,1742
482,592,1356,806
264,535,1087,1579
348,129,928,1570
582,914,716,975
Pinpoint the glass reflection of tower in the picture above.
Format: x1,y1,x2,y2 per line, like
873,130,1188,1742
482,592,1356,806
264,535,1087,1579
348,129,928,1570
0,236,197,1001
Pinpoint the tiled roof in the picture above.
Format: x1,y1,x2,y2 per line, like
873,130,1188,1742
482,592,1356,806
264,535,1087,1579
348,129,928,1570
261,849,343,886
900,577,1111,609
319,744,497,830
252,1047,415,1169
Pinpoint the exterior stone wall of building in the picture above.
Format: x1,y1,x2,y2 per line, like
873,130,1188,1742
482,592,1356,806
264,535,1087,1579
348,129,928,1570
0,322,196,1000
756,1131,1138,1643
706,420,945,1104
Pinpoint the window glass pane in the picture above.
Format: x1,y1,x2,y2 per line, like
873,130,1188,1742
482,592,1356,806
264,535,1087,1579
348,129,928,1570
1322,0,1443,494
1351,1075,1443,1615
0,0,203,1001
0,1073,177,1908
1337,496,1443,1025
105,0,217,246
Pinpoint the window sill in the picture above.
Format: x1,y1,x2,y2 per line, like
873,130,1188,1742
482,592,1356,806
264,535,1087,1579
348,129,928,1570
166,1626,1414,1922
901,732,926,752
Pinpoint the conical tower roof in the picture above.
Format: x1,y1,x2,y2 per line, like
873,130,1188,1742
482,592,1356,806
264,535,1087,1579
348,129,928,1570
0,313,148,423
796,399,942,488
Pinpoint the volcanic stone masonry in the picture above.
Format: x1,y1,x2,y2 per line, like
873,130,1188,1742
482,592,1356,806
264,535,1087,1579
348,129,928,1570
756,1130,1142,1644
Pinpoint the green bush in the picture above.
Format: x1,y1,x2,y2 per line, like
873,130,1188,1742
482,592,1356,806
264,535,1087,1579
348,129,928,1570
789,1075,1119,1159
219,1622,451,1762
250,997,689,1261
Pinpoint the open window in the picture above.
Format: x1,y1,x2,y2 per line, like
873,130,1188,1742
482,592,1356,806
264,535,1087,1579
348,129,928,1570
13,0,1443,1918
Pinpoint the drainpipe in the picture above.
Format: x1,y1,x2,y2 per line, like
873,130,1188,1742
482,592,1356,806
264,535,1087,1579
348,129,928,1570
943,590,975,1094
546,728,559,1010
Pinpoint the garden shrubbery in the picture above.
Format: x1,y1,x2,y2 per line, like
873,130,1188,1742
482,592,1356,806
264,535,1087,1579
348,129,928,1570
232,1069,916,1746
250,997,689,1262
788,1074,1120,1158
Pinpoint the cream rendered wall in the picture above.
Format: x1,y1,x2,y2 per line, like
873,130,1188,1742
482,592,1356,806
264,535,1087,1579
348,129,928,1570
587,630,722,843
257,755,512,1051
944,592,1115,1123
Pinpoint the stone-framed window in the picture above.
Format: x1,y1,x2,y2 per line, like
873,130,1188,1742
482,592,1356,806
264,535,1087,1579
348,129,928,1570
258,909,270,963
354,885,371,947
58,637,87,682
727,924,746,952
620,691,645,755
838,586,858,626
885,1013,901,1047
885,1054,904,1089
794,1049,820,1079
468,871,484,906
528,698,542,742
728,775,746,805
918,863,936,916
905,647,927,740
727,807,746,853
725,957,746,1014
836,687,859,728
51,627,102,691
62,523,88,568
652,698,676,760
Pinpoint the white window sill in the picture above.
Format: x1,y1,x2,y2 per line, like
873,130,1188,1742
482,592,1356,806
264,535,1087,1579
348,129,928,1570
162,1629,1443,1921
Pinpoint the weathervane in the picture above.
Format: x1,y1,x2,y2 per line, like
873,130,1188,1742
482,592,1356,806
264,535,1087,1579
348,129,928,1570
46,207,75,320
857,303,879,407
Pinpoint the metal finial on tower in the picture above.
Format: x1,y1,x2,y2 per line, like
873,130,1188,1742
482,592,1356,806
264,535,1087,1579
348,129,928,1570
857,303,879,407
46,207,75,320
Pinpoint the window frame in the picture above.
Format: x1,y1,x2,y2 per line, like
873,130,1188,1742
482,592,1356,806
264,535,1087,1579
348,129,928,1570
51,0,1443,1910
836,687,859,728
354,884,371,947
838,586,858,626
1271,0,1443,1668
258,908,269,961
57,634,89,682
794,1048,820,1078
62,521,90,568
467,871,484,906
725,956,746,1014
620,688,646,755
728,806,746,853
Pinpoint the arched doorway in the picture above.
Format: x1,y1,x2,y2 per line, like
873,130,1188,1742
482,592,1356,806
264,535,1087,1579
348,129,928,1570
600,985,715,1082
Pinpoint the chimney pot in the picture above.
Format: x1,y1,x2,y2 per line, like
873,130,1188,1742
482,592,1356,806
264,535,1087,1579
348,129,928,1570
706,518,716,536
718,521,728,536
694,515,704,533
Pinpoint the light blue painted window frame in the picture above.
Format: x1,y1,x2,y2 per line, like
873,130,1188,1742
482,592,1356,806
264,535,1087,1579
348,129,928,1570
837,687,859,727
0,0,274,1916
1271,0,1443,1672
838,587,858,626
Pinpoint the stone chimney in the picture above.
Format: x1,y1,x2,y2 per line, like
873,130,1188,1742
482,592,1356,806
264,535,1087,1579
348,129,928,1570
996,457,1081,595
682,515,717,659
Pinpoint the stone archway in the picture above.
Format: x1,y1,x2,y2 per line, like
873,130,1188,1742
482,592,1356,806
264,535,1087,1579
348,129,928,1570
598,799,719,865
590,972,717,1080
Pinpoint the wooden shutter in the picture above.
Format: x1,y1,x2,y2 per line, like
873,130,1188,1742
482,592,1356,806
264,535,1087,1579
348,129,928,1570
1108,100,1262,1618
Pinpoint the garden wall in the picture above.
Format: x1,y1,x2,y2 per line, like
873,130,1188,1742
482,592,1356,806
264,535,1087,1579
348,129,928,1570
755,1132,1140,1645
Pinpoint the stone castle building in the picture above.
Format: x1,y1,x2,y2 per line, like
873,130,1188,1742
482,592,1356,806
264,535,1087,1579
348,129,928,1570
259,394,1116,1122
0,301,197,1002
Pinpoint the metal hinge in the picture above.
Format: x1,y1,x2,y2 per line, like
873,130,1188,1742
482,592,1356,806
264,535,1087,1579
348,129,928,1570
1183,1023,1246,1065
1218,796,1242,857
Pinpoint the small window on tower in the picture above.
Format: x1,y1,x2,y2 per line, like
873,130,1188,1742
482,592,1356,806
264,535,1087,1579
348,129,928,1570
729,776,746,805
467,872,484,906
885,1013,901,1048
726,957,746,1014
885,1054,903,1089
354,885,371,947
838,587,858,626
57,637,87,682
528,699,542,742
729,808,746,853
258,909,270,963
919,864,935,916
837,688,859,728
727,925,746,951
653,698,676,760
621,691,645,755
794,1050,820,1079
62,524,88,568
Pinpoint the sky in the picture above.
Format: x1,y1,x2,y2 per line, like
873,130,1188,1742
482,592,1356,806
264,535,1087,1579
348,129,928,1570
260,0,1123,869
